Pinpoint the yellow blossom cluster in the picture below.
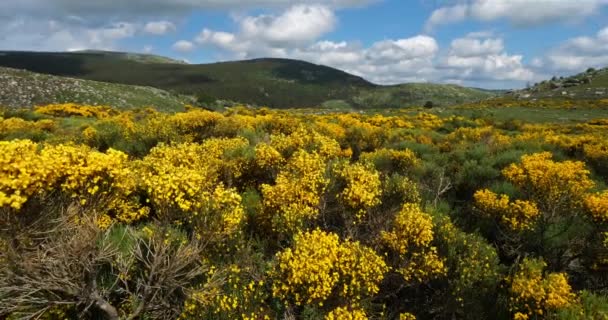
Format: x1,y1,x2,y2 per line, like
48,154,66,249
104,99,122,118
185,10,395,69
502,152,595,212
360,148,420,173
381,203,446,282
261,150,328,234
325,306,368,320
169,108,224,136
272,229,387,306
0,140,143,223
182,264,270,319
138,141,245,238
473,189,541,231
270,127,343,159
508,258,576,318
254,143,284,170
399,312,417,320
584,192,608,223
382,203,434,253
34,103,117,118
0,117,56,136
334,162,382,221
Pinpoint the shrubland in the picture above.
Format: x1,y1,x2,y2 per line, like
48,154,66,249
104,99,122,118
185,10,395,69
1,101,608,319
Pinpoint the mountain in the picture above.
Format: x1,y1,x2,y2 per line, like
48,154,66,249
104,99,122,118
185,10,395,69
0,50,496,108
510,67,608,100
0,67,190,111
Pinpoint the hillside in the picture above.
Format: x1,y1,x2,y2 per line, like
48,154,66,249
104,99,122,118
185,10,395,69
353,83,495,108
0,51,495,108
511,67,608,100
0,67,190,111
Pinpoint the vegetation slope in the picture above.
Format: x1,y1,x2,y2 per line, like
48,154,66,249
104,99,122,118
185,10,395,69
511,67,608,100
0,51,495,108
0,66,190,112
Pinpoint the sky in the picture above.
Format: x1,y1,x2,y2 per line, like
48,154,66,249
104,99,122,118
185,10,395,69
1,0,608,89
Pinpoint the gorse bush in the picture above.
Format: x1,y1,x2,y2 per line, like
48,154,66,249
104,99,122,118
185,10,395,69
1,102,608,319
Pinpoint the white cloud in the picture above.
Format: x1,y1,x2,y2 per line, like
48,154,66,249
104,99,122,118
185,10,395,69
0,0,375,17
449,37,503,57
542,26,608,72
366,36,438,64
194,4,441,85
240,5,336,46
438,34,535,83
88,22,136,44
0,19,137,51
425,4,468,31
172,40,195,53
197,4,336,57
426,0,607,30
143,21,176,35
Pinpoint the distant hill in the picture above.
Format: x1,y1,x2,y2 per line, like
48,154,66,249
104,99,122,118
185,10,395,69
73,50,188,65
0,50,496,108
0,67,190,112
510,67,608,100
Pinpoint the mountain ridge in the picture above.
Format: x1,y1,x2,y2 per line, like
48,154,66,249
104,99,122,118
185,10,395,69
0,50,496,108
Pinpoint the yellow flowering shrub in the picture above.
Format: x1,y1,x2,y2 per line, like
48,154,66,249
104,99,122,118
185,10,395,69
381,203,446,282
182,264,271,320
507,258,576,318
138,141,246,238
0,140,60,209
583,142,608,162
0,140,143,223
399,312,417,320
360,148,419,173
271,229,387,306
325,306,368,320
0,117,56,136
270,128,343,159
584,192,608,223
254,143,284,170
169,108,224,136
34,103,116,118
272,230,341,305
502,152,594,212
334,162,382,221
261,150,328,234
383,174,422,206
382,203,434,253
473,189,541,231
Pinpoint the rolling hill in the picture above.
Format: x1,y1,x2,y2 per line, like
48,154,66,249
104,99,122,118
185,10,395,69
0,50,496,108
0,67,190,111
510,67,608,100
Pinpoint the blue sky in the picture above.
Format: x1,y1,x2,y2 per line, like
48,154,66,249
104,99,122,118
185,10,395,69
1,0,608,89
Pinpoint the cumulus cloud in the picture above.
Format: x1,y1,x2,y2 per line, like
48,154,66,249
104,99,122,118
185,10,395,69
0,19,137,51
542,26,608,72
449,37,503,57
439,34,535,83
197,5,440,85
426,0,607,31
0,0,373,52
197,4,336,58
172,40,195,53
143,21,176,35
196,9,533,88
0,0,375,17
